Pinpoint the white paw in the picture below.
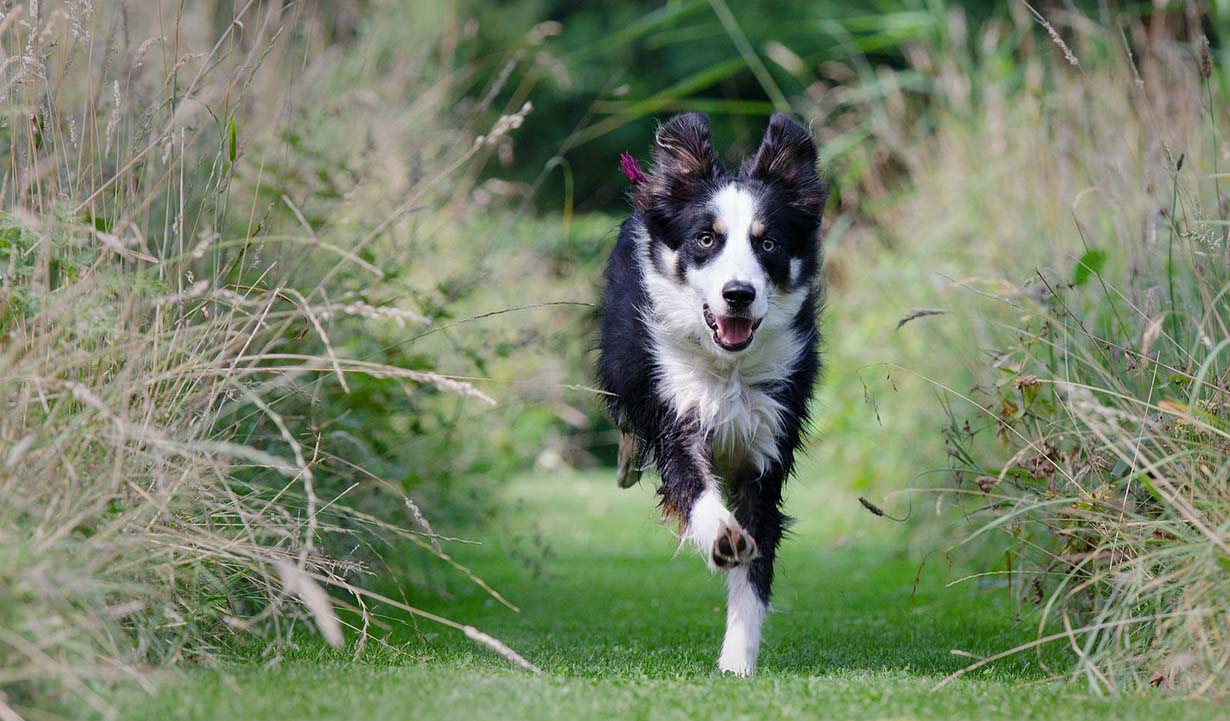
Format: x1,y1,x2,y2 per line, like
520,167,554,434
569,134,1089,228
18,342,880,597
719,567,765,677
718,651,756,676
685,490,756,572
710,520,757,570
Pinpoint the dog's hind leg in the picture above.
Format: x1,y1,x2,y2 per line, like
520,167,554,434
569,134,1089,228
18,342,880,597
616,431,644,488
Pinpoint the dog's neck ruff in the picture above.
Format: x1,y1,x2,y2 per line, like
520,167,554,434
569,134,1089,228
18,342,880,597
633,224,809,474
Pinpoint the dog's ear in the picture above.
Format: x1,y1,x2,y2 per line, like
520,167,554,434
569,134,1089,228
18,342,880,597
745,113,828,216
633,113,718,212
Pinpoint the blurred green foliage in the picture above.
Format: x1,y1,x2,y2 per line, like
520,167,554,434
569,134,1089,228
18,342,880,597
169,1,1230,528
451,0,1196,212
459,0,946,210
280,0,1230,513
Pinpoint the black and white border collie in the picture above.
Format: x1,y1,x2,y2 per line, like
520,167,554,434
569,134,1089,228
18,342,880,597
597,112,828,676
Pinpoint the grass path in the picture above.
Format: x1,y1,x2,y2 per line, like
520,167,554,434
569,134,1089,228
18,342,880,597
116,468,1223,720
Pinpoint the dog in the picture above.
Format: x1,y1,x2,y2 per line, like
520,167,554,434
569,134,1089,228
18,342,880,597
597,112,828,676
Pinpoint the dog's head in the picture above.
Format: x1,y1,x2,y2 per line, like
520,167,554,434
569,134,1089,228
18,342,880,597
633,112,827,353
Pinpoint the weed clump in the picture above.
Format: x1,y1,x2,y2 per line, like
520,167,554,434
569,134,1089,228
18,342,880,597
854,5,1230,694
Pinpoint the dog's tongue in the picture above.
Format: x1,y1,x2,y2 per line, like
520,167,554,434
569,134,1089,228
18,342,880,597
716,316,753,346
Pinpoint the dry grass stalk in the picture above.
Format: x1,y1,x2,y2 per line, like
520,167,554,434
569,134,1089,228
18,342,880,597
0,1,539,716
831,4,1230,694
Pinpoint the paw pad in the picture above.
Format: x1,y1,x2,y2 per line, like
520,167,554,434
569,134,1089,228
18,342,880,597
711,523,757,569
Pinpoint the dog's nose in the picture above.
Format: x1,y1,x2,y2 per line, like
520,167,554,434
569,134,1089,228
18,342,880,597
722,281,756,309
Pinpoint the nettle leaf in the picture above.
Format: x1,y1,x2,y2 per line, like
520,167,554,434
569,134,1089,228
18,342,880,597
1072,249,1106,286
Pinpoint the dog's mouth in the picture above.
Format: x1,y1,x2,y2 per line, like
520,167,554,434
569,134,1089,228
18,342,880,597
703,305,762,352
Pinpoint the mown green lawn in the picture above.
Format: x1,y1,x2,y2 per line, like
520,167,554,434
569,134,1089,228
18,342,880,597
115,463,1224,720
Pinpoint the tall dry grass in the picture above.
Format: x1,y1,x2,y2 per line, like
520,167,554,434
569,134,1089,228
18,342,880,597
835,5,1230,695
0,2,538,717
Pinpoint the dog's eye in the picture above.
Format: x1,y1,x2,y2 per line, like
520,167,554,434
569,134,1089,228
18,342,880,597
761,238,777,253
696,232,715,248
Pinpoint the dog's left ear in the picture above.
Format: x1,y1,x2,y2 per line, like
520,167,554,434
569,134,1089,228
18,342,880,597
745,113,828,216
633,113,718,213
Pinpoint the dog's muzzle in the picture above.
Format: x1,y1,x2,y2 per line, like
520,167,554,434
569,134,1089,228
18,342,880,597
703,304,762,352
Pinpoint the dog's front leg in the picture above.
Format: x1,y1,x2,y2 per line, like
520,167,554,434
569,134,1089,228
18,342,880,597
718,464,789,676
653,416,756,573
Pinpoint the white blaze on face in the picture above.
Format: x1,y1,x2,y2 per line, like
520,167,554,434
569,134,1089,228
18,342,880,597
687,185,769,320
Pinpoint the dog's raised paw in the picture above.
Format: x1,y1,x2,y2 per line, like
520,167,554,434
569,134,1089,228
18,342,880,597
711,522,757,569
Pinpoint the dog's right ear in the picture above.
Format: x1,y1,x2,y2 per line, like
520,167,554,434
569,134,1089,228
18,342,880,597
632,113,717,212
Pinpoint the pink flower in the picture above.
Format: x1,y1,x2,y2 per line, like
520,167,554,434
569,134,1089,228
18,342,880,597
619,152,645,185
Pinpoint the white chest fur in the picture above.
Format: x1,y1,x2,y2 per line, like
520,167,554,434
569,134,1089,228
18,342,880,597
651,340,789,474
